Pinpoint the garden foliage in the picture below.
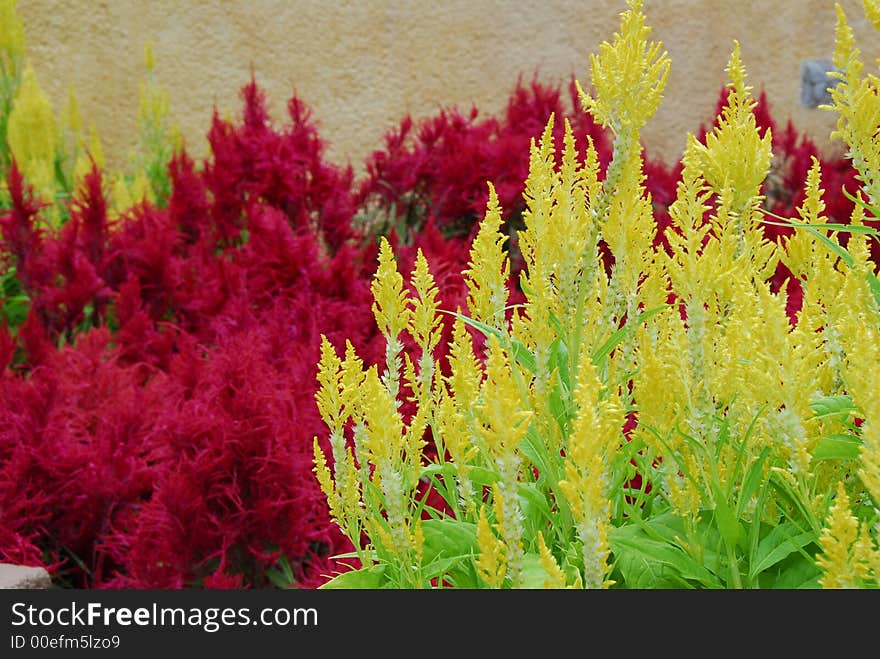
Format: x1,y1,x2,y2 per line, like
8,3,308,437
1,0,878,589
314,0,880,589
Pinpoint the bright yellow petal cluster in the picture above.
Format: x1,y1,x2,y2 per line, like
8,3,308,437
371,237,412,402
633,312,685,439
372,237,411,339
782,158,825,281
817,483,875,588
445,315,483,417
831,234,880,503
475,337,531,457
7,64,58,206
408,248,442,408
472,339,532,584
464,182,510,330
0,0,24,66
138,40,171,145
825,4,880,205
312,337,366,548
109,170,154,221
476,503,507,588
858,391,880,508
865,0,880,30
537,531,576,588
514,116,605,390
557,356,622,588
577,0,669,135
360,366,404,471
686,42,773,222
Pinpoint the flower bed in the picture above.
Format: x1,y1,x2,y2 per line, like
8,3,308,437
1,0,878,588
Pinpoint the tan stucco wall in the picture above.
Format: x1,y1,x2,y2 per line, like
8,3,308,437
16,0,880,174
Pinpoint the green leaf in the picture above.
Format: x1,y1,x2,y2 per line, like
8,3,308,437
803,225,855,268
591,305,669,365
592,324,630,366
419,519,480,589
442,310,536,373
467,466,500,488
508,341,537,374
518,552,558,588
841,184,880,221
736,447,770,518
809,223,879,234
770,557,821,589
811,434,862,462
550,336,571,390
3,294,30,327
518,482,553,537
609,524,722,589
547,309,566,338
420,519,477,565
763,217,880,236
519,426,550,482
547,381,569,433
809,395,857,419
265,556,296,589
710,482,742,549
760,208,858,269
420,555,471,583
319,564,389,589
868,272,880,310
419,462,456,481
767,472,815,530
749,523,817,580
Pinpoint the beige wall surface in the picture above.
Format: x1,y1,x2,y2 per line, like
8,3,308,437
16,0,880,174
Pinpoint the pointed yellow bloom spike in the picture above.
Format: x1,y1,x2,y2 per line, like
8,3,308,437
577,0,669,133
817,483,873,588
0,0,25,65
371,237,411,341
464,182,510,330
7,63,59,208
144,40,156,72
864,0,880,31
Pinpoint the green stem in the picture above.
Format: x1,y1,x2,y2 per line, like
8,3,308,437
726,542,742,589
